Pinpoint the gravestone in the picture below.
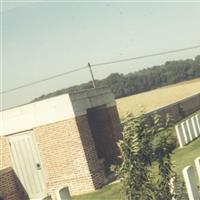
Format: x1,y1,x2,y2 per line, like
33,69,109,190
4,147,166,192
195,115,200,134
194,116,200,136
186,119,195,141
181,122,190,144
182,165,200,200
175,124,186,148
191,116,199,138
195,157,200,183
55,187,71,200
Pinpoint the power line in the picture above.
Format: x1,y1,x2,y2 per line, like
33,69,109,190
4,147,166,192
1,66,88,94
1,45,200,94
91,45,200,67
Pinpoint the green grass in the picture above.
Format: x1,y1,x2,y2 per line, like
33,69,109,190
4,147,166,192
72,138,200,200
72,181,123,200
172,137,200,178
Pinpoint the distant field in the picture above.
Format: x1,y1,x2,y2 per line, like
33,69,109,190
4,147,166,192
116,78,200,118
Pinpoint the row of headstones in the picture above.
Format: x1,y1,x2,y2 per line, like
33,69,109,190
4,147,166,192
182,157,200,200
175,113,200,148
40,187,71,200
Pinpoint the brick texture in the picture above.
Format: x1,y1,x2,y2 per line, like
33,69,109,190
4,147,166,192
0,105,121,198
0,167,28,200
0,137,12,169
87,106,122,174
34,116,105,196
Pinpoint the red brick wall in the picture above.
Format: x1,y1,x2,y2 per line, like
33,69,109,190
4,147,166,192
87,105,122,173
75,115,106,189
0,167,28,200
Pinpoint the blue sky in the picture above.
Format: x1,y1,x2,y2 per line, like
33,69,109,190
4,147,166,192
1,1,200,109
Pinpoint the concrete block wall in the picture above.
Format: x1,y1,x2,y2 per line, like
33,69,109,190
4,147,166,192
0,167,28,200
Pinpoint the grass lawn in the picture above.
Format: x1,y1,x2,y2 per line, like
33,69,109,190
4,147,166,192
72,138,200,200
172,137,200,179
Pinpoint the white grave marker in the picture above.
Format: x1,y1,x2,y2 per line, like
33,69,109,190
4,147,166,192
191,116,199,138
182,165,200,200
195,157,200,183
195,115,200,134
175,124,186,148
186,119,195,141
181,122,190,144
55,187,71,200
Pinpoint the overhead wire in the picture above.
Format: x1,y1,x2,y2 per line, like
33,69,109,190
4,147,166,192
1,44,200,94
91,45,200,67
1,66,88,94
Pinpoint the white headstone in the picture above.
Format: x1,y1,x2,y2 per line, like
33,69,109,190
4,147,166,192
195,115,200,135
181,122,190,144
195,157,200,183
191,116,199,138
186,119,195,141
175,124,186,148
182,165,200,200
55,187,71,200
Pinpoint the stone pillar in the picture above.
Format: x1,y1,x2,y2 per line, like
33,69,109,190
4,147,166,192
182,165,200,200
195,157,200,183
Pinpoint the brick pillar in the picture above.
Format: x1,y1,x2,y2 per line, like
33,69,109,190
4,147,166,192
0,167,28,200
75,115,106,189
86,105,122,174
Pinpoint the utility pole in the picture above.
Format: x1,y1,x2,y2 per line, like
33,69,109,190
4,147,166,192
88,62,96,88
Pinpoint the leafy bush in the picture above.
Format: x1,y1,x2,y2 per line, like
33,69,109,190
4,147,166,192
112,113,177,200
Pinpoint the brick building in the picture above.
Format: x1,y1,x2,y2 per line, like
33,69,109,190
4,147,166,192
0,88,122,200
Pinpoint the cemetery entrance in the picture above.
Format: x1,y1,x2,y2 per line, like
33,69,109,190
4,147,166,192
9,131,47,199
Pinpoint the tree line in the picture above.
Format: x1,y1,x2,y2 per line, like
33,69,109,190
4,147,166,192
32,55,200,102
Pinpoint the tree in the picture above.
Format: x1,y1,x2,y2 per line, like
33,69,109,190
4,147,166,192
112,113,155,200
32,55,200,102
112,113,176,200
